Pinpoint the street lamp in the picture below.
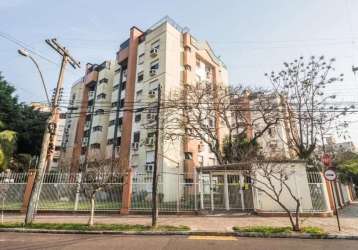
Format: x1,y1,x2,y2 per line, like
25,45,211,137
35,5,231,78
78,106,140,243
17,49,51,106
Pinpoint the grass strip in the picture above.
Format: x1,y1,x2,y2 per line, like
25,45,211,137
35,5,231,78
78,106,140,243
233,226,326,235
0,223,190,232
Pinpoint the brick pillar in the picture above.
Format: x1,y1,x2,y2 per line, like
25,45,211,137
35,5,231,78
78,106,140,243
120,169,132,214
21,169,37,213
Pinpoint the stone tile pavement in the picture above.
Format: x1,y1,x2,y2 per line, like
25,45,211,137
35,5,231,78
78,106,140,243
3,201,358,235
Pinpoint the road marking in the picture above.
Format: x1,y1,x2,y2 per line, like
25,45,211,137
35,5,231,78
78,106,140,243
188,236,237,241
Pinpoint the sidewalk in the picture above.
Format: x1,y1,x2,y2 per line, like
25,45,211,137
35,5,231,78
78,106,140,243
3,201,358,235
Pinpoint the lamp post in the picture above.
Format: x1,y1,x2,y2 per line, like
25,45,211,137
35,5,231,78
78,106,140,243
17,49,51,106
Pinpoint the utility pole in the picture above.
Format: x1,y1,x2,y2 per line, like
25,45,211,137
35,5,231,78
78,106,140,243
152,85,161,227
25,39,80,224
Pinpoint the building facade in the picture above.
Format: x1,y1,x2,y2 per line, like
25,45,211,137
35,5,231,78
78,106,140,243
60,17,228,195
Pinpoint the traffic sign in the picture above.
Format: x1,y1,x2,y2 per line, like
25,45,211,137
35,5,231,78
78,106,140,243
321,153,332,167
324,168,337,181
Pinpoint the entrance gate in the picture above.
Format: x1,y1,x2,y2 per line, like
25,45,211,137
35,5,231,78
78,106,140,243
200,171,254,211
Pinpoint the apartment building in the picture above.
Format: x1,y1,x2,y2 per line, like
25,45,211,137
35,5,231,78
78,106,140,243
230,93,296,160
59,17,228,202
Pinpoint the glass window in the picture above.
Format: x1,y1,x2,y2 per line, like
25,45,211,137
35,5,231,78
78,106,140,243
138,53,145,64
133,131,140,143
150,60,159,70
146,151,155,163
135,113,141,122
137,71,144,82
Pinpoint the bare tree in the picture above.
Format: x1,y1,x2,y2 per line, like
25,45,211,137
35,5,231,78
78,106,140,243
267,56,353,159
165,82,281,164
82,159,120,227
243,160,302,231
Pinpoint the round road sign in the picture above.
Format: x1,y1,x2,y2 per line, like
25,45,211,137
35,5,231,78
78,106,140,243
324,168,337,181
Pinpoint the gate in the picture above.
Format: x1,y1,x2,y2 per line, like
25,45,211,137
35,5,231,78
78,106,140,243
200,171,254,211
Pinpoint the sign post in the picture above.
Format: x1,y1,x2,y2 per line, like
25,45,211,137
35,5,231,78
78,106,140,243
324,168,341,231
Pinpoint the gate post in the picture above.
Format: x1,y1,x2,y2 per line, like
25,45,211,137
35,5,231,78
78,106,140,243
194,169,197,211
21,169,36,213
209,172,214,211
199,171,204,210
74,173,82,211
239,174,245,211
224,172,229,211
120,168,132,214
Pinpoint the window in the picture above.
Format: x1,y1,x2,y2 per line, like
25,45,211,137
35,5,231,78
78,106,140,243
111,102,118,108
97,93,106,100
138,53,145,64
116,137,121,146
117,117,123,126
53,158,59,163
121,81,126,90
184,152,193,160
99,78,108,84
151,40,160,50
59,113,66,119
208,118,215,128
146,151,155,164
268,127,275,138
136,90,143,99
93,126,102,132
150,60,159,70
90,143,101,149
95,109,104,115
109,120,115,126
135,113,141,122
107,139,114,145
120,98,125,108
137,71,144,82
133,132,140,143
113,84,119,91
209,157,216,166
55,146,61,151
115,67,121,74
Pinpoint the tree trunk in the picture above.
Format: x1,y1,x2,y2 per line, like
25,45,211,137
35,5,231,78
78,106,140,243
293,201,301,231
88,193,95,227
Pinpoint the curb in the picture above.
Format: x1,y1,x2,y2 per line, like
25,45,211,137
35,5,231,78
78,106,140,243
1,228,358,240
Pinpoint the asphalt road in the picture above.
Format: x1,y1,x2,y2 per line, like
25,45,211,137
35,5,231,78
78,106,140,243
0,233,356,250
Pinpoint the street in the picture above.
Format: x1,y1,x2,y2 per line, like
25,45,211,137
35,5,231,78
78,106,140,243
0,233,356,250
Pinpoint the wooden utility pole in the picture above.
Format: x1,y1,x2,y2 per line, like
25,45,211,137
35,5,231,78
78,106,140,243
152,85,161,227
25,39,80,224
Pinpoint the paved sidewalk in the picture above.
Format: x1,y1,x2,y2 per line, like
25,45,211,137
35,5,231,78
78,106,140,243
3,201,358,235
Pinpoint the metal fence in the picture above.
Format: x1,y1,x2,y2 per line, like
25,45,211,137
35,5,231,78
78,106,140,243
306,171,328,212
0,170,335,213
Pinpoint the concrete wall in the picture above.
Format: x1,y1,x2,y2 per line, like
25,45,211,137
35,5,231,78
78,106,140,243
254,162,314,212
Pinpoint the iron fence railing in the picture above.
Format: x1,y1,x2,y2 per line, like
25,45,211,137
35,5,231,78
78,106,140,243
0,170,338,213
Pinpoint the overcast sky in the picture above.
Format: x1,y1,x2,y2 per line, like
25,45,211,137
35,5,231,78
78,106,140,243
1,0,358,145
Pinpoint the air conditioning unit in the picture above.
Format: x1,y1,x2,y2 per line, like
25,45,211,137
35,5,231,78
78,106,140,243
148,90,156,97
132,142,139,151
145,137,155,146
145,164,154,172
146,113,156,122
150,48,158,57
149,69,157,76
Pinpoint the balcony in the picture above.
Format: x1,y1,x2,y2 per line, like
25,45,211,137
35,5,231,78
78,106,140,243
84,70,98,86
82,137,89,147
88,91,95,100
85,121,91,130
